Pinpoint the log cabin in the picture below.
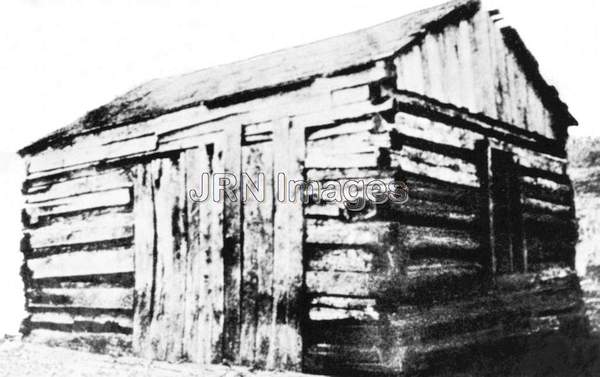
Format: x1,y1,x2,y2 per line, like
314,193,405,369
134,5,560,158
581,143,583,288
17,0,583,375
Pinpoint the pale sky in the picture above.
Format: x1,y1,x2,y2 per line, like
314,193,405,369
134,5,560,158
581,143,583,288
0,0,598,335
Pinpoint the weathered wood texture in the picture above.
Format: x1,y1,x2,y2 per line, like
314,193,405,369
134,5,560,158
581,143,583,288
301,104,578,374
21,164,135,353
394,8,558,139
146,155,188,362
240,139,275,367
222,123,243,363
269,119,305,370
303,268,584,375
237,118,305,370
183,144,225,364
132,144,226,363
18,2,579,375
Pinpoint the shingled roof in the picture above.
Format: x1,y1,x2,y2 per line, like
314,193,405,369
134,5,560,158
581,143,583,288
20,0,576,154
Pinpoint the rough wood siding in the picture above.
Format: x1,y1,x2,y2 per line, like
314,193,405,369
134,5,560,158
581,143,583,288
132,146,226,363
240,134,275,367
22,165,135,354
147,155,188,362
183,145,225,364
519,175,577,271
302,113,483,373
395,10,556,139
236,119,304,370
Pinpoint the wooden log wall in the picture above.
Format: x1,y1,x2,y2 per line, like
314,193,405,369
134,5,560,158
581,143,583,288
22,165,135,355
302,102,579,374
302,111,484,373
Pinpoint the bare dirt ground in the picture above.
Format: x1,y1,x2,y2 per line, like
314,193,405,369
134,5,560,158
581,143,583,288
1,335,600,377
0,338,301,377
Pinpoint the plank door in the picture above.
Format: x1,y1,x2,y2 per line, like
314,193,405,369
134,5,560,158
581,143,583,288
237,119,304,370
489,148,525,274
132,138,225,363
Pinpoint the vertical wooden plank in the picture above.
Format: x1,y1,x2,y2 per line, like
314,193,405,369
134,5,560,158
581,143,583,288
457,19,477,111
183,142,225,364
394,57,406,91
402,46,425,94
472,10,497,118
491,21,508,122
183,147,207,363
267,118,304,370
223,123,243,363
422,33,445,102
240,142,274,367
208,141,226,362
442,25,461,104
506,52,520,127
132,163,155,358
149,155,187,362
476,140,495,277
514,60,528,131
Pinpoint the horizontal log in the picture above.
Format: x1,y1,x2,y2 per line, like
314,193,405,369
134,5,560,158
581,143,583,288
307,131,390,156
306,118,379,141
305,202,342,218
25,210,134,249
304,321,381,346
392,112,481,150
26,329,132,354
158,128,225,153
305,167,394,181
306,219,480,252
305,219,395,246
405,259,482,282
309,295,379,322
307,246,377,273
311,296,377,310
495,267,579,292
404,174,478,205
309,306,379,322
378,196,477,226
522,197,572,218
30,311,133,334
520,176,572,205
306,271,380,297
31,272,135,289
522,213,577,236
331,84,371,107
307,258,481,299
512,146,566,176
28,286,133,310
244,121,273,137
390,147,479,187
305,149,381,169
26,188,131,220
304,343,382,367
25,168,131,200
28,134,157,174
27,248,134,279
244,133,273,144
